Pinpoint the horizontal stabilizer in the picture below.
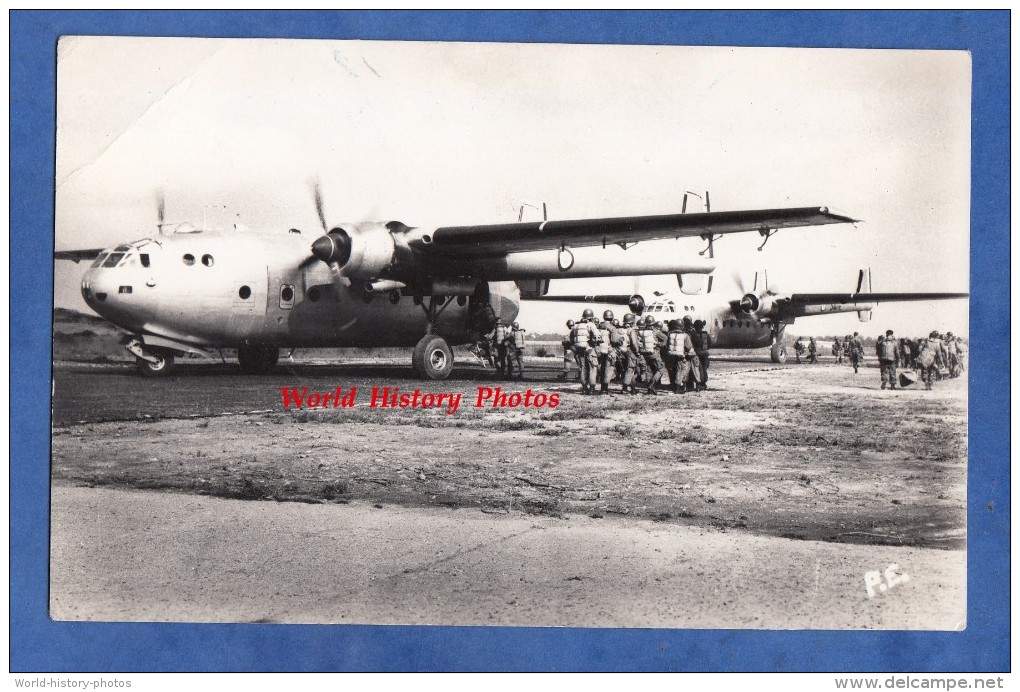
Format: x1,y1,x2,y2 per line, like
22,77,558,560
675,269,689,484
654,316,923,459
55,249,105,263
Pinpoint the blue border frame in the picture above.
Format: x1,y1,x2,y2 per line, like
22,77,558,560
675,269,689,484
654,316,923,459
11,11,1008,672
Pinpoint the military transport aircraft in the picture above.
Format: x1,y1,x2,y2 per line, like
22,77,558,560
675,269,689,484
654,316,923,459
56,187,864,378
531,269,968,363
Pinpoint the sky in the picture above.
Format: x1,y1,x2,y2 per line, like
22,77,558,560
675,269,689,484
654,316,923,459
54,38,971,337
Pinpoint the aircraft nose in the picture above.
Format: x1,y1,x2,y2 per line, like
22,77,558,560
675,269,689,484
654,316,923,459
80,268,140,329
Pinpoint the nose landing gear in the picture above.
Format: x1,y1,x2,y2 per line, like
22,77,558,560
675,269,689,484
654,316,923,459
126,338,176,377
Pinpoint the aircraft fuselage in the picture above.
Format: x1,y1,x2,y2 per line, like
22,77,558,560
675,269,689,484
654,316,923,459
80,229,520,352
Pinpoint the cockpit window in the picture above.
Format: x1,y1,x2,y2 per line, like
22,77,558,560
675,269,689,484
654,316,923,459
115,245,131,252
91,253,108,268
102,253,125,267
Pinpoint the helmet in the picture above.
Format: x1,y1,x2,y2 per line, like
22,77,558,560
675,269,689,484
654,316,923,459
886,329,894,336
512,322,520,330
946,331,954,337
566,319,575,328
623,314,636,325
682,316,693,326
599,321,609,330
644,315,656,327
654,321,664,330
582,308,595,320
668,319,681,330
694,320,705,330
603,310,615,321
612,319,621,327
495,317,503,324
929,330,939,338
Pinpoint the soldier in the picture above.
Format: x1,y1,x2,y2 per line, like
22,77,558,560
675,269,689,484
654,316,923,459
596,312,616,394
955,336,967,374
506,321,527,380
666,319,694,393
877,329,899,390
899,338,911,369
832,337,843,365
944,332,960,377
692,319,711,390
606,311,628,393
467,298,498,368
843,335,852,366
636,315,664,395
492,317,509,377
794,337,805,364
559,320,576,380
680,317,702,392
916,330,946,390
618,313,640,395
849,331,864,373
808,336,819,364
570,309,602,395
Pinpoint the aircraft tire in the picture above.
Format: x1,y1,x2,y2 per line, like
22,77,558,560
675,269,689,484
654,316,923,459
412,334,454,380
770,343,787,364
238,345,279,375
136,352,175,378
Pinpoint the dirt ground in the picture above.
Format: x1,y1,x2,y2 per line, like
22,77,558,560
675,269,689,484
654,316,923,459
49,335,968,628
52,358,967,551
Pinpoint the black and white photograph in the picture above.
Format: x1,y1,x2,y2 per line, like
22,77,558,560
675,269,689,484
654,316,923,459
51,37,970,630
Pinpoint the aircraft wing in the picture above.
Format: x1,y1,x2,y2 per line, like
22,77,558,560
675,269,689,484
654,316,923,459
787,292,969,304
778,291,968,319
525,294,634,305
54,249,104,263
423,207,855,258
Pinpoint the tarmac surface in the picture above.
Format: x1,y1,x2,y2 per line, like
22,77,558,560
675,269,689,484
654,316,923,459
52,355,792,426
51,485,965,629
50,355,968,629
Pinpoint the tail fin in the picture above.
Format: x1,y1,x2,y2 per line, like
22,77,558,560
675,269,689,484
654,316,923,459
856,267,873,322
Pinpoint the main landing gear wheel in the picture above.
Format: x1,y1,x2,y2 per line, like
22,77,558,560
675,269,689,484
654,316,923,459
770,343,787,364
237,345,280,374
412,334,454,380
136,352,175,378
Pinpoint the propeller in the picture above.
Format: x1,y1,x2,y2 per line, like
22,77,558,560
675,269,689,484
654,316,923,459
156,191,165,228
306,179,353,297
731,270,746,295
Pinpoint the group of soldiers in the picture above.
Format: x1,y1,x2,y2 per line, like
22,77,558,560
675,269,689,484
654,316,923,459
793,329,966,391
472,317,528,379
830,333,867,372
793,336,821,364
875,329,966,390
560,309,711,395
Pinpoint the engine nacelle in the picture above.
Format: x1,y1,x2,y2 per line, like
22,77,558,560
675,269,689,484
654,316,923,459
628,294,646,315
737,292,777,319
311,223,397,280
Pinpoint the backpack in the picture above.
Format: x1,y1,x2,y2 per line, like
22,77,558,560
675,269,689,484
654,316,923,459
666,331,688,357
638,328,657,354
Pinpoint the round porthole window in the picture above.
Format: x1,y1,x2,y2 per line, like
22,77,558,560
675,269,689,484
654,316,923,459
238,285,251,299
202,254,214,267
308,287,320,302
281,286,294,302
182,254,195,266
